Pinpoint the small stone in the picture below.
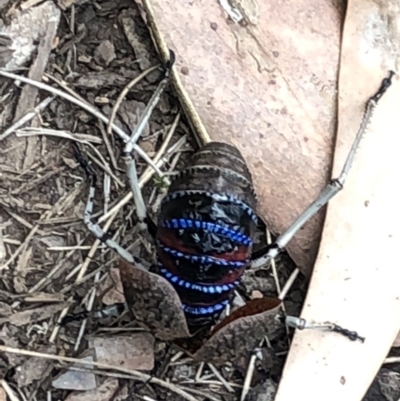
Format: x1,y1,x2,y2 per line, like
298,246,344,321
94,40,116,66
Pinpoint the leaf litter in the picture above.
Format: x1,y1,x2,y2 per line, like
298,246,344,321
0,0,398,400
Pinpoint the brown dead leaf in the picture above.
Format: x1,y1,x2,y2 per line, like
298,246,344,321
275,1,400,400
194,300,282,367
89,333,155,371
135,0,344,275
118,259,190,340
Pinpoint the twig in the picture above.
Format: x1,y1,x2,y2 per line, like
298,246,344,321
107,64,160,135
279,268,300,301
240,351,257,401
0,96,55,141
0,69,164,177
0,346,200,401
1,379,20,401
207,363,235,393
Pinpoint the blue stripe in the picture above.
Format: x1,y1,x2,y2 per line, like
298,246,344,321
161,218,252,246
157,241,248,268
182,300,230,315
158,264,239,294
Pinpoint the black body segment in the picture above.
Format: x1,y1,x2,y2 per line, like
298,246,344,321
156,142,258,327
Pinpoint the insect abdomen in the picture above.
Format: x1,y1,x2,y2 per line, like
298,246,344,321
156,142,257,327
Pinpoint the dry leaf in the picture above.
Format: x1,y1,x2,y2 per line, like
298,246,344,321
135,0,344,275
275,1,400,400
194,299,282,366
118,259,190,340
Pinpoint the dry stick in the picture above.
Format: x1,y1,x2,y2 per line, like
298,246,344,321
383,356,400,364
107,64,160,136
240,351,257,401
1,379,20,401
0,69,164,177
0,225,39,270
266,228,291,339
17,127,124,187
99,112,181,224
97,121,119,171
16,127,102,144
178,387,222,401
44,73,89,104
0,346,199,401
6,211,46,236
0,96,55,141
28,236,88,293
207,364,235,393
279,268,300,301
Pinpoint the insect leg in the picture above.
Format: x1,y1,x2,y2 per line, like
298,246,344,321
252,70,395,268
123,51,175,226
73,143,146,269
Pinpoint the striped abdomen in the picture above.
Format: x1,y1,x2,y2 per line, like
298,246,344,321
156,142,257,327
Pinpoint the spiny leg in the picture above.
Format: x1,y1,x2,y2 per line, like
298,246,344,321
122,51,176,226
252,70,395,269
73,143,147,270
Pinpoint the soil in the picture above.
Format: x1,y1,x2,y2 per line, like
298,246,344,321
0,1,399,400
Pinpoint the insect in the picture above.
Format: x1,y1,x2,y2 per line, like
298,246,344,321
156,141,257,327
75,50,394,330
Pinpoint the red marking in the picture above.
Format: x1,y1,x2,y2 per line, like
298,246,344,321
158,250,247,285
157,227,251,261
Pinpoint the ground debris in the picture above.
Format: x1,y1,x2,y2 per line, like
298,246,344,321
0,302,70,326
94,40,116,67
14,344,56,387
89,333,155,371
52,354,96,391
64,378,119,401
364,369,400,401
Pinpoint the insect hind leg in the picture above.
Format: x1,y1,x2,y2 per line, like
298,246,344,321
252,70,395,269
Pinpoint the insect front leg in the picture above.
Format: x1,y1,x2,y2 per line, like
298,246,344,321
252,71,395,269
122,51,175,228
73,143,147,269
